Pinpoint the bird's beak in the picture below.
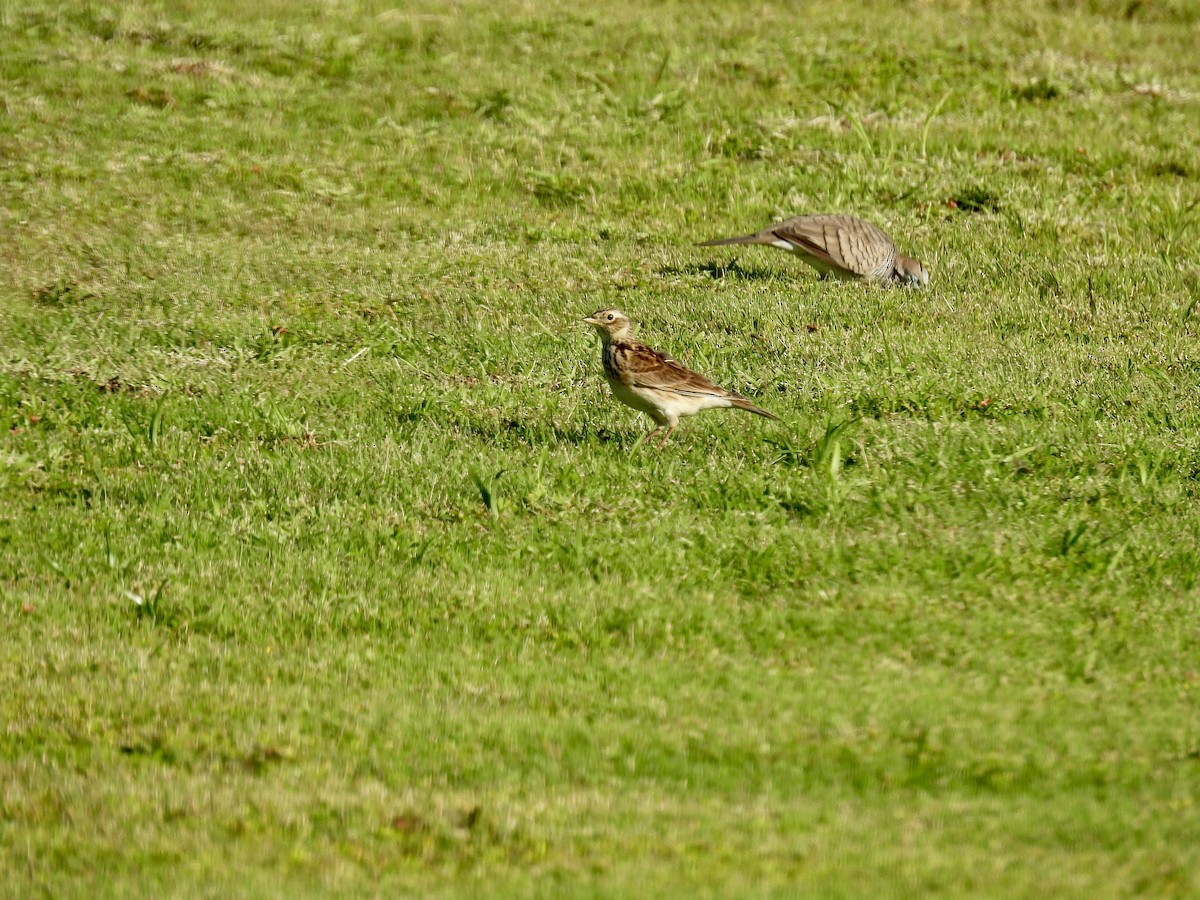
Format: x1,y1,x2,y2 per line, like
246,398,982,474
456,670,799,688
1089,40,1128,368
582,315,598,325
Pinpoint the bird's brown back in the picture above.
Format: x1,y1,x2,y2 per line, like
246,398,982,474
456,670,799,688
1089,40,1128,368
771,215,897,280
603,340,729,397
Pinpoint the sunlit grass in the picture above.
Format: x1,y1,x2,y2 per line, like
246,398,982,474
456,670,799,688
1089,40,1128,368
3,0,1200,896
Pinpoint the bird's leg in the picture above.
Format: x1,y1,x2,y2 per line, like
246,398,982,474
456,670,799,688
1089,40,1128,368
636,428,661,449
655,426,676,449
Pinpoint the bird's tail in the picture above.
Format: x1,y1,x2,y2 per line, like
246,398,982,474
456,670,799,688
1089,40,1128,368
730,397,780,420
697,233,771,247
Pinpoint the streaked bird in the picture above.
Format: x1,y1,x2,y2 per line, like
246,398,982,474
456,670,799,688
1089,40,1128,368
699,214,928,287
583,308,778,448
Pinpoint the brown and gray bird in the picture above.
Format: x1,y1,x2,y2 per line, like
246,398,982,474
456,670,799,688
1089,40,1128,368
699,214,929,287
583,308,779,449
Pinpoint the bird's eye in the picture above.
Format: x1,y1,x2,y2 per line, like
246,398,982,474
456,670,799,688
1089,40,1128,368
606,313,614,321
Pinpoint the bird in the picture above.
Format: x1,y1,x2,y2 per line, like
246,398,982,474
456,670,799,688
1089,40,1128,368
698,214,929,287
583,308,779,448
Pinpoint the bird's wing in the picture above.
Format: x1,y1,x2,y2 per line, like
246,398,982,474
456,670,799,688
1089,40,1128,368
614,343,730,398
771,215,894,276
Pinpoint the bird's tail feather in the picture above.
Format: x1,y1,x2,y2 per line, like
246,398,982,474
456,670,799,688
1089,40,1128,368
730,397,780,420
697,233,770,247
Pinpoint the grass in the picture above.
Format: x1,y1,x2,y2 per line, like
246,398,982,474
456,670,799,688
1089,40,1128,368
3,0,1200,895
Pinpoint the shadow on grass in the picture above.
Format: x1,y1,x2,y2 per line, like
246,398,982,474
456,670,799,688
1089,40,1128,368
464,417,632,447
659,258,795,282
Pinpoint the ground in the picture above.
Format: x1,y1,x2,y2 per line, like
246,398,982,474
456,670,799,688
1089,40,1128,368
2,0,1200,896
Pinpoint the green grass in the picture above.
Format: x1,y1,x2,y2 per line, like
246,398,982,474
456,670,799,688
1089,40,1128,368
3,0,1200,895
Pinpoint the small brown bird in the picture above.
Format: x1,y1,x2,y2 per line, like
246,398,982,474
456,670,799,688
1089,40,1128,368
699,214,929,287
583,308,779,448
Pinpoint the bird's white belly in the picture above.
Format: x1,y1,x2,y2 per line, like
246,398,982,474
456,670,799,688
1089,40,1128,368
606,378,729,425
607,378,667,422
660,392,731,417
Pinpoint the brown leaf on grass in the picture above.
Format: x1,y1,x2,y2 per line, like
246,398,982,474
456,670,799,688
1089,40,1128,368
166,58,235,79
127,86,175,108
390,814,426,833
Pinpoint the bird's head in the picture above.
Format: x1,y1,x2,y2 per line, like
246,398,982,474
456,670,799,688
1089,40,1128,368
894,256,930,288
583,308,634,341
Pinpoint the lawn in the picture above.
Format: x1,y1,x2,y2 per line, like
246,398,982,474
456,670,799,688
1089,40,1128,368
3,0,1200,895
